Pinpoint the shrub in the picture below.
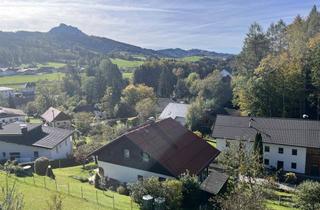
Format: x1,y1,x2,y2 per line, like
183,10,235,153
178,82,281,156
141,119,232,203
94,174,101,189
34,157,50,176
284,172,297,184
180,171,202,209
296,181,320,210
117,186,129,195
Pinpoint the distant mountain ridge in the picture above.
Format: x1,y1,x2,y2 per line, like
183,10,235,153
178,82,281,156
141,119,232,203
0,23,232,66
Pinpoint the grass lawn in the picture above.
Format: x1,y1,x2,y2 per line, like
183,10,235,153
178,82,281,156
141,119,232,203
0,165,139,210
27,117,42,124
111,58,144,68
0,72,65,86
179,56,204,62
19,62,67,69
122,72,134,80
266,190,297,210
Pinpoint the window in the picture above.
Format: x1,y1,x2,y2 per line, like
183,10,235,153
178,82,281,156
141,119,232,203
291,162,297,169
2,152,6,158
142,152,150,162
226,141,230,148
264,159,269,165
9,152,20,161
292,149,297,156
34,151,39,158
124,149,130,159
159,177,166,182
137,175,143,181
264,146,270,152
278,148,284,154
277,161,284,170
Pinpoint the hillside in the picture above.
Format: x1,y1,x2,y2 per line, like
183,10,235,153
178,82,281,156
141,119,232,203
0,23,232,67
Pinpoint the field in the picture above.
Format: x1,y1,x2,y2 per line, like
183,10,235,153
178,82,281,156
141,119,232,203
0,72,65,89
19,62,67,69
111,58,144,68
0,165,139,210
122,72,134,80
179,56,204,62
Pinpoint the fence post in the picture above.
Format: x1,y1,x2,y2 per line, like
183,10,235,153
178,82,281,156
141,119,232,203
68,183,70,195
112,195,115,210
44,176,46,188
55,180,58,191
81,186,83,199
96,190,99,205
33,176,35,185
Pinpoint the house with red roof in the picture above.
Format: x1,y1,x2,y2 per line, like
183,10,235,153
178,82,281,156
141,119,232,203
90,118,220,184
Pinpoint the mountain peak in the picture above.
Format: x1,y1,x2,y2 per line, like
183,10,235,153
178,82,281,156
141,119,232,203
49,23,85,36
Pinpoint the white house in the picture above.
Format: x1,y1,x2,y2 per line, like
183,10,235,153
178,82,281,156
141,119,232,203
41,107,71,129
0,87,14,98
0,122,73,162
0,107,26,124
90,118,220,183
212,115,320,176
158,103,190,126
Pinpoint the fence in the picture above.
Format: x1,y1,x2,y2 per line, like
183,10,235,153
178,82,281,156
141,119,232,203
0,172,138,210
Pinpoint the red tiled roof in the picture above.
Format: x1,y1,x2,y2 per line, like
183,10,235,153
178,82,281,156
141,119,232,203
93,118,220,177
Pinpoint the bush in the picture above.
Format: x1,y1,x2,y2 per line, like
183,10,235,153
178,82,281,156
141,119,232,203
296,181,320,210
284,172,297,184
94,174,101,189
3,161,27,177
180,171,202,209
34,157,50,176
117,186,129,195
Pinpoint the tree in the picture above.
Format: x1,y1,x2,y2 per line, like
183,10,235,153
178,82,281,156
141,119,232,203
122,84,156,107
73,112,93,135
74,143,100,168
180,171,202,209
267,19,287,54
305,5,320,38
236,22,270,76
185,98,205,131
100,87,119,118
135,98,156,121
296,181,320,210
157,66,176,97
253,132,263,164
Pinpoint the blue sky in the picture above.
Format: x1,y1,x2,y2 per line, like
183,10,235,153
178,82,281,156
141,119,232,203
0,0,318,53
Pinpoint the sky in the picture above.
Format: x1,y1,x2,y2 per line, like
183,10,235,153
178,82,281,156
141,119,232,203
0,0,319,54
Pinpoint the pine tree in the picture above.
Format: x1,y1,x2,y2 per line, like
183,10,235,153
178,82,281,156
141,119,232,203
253,132,263,163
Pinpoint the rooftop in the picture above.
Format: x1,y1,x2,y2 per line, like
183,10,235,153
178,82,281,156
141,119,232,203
159,103,190,122
0,107,26,118
212,115,320,148
41,107,71,122
92,118,220,177
0,122,73,149
0,87,13,91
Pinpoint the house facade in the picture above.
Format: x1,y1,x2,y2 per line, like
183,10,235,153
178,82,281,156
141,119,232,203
0,87,14,99
0,107,26,124
0,123,73,162
41,107,71,129
212,115,320,176
90,118,220,183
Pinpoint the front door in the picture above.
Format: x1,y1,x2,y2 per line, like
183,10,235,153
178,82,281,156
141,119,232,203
277,161,284,170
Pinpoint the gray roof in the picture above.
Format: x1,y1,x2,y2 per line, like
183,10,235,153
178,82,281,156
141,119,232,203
200,170,229,195
0,107,26,118
212,115,320,148
159,103,189,122
0,122,73,149
41,107,71,122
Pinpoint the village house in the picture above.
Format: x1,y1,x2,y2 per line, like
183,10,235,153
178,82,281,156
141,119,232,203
0,87,14,99
0,107,26,124
41,107,71,129
90,118,221,185
22,82,36,96
0,122,73,162
158,102,190,126
212,115,320,176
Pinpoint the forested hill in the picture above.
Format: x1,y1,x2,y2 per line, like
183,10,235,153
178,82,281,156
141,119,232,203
0,23,231,67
